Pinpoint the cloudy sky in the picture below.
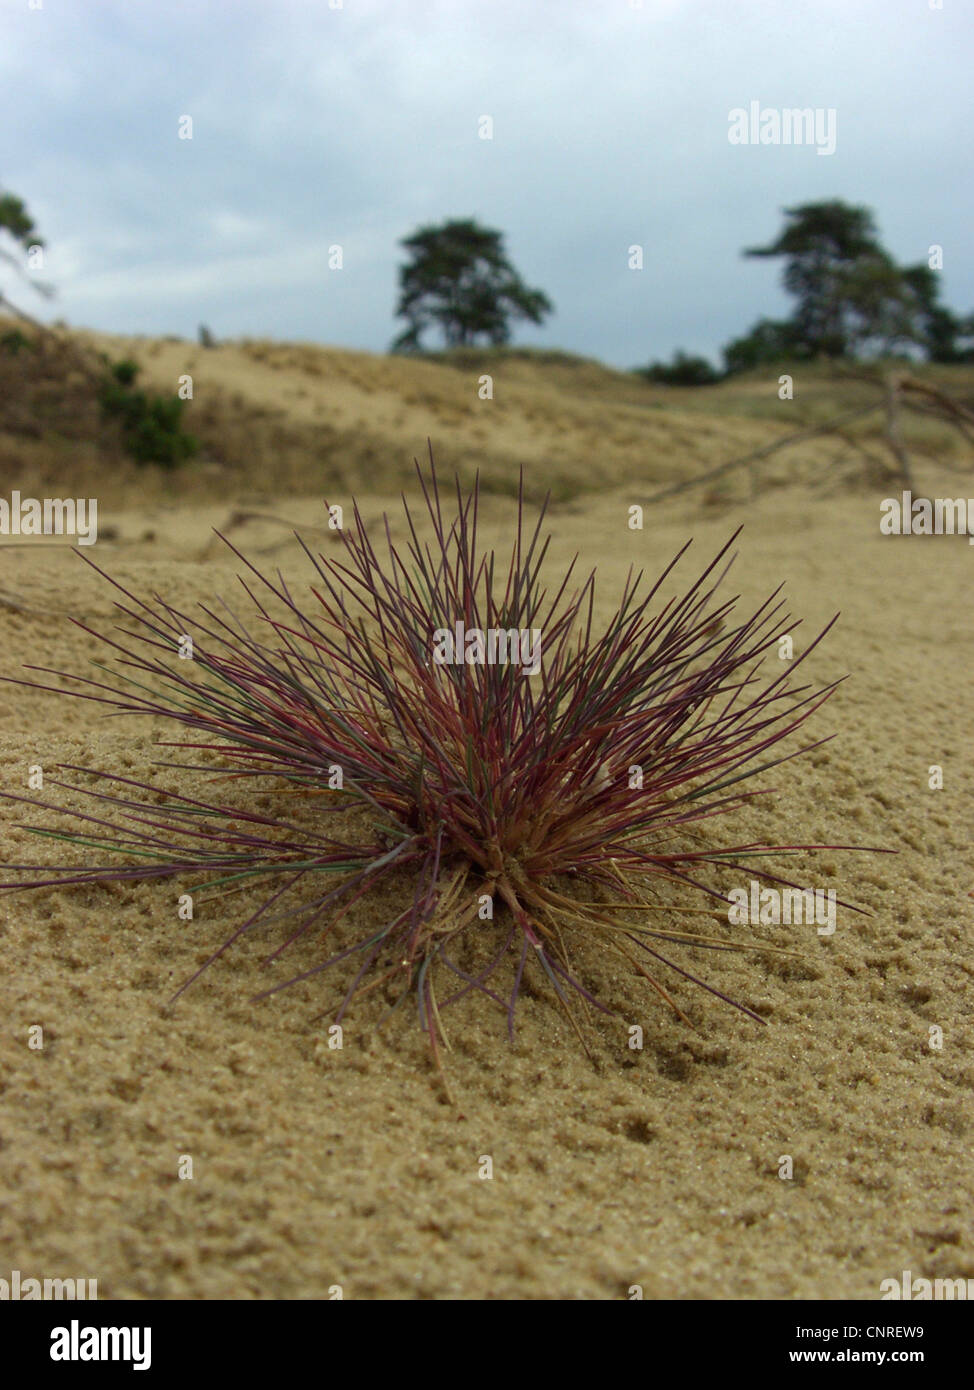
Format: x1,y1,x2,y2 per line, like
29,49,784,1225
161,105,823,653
3,0,972,368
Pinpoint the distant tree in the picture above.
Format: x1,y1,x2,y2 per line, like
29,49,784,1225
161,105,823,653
838,251,923,356
831,250,974,359
728,199,973,368
635,350,721,386
744,200,885,358
947,311,974,363
895,264,974,363
392,218,553,351
0,185,52,300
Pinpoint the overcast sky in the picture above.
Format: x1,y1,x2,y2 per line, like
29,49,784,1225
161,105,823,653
3,0,972,368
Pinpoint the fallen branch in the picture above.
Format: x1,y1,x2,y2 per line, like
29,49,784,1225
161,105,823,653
643,403,881,505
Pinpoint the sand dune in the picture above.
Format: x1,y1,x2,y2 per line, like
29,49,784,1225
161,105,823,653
1,330,971,1298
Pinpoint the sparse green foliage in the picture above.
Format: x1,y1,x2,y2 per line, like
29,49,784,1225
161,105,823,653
0,327,31,356
722,318,804,375
0,191,39,246
634,350,722,387
896,265,974,363
0,185,52,299
108,357,139,388
392,218,553,351
98,357,198,469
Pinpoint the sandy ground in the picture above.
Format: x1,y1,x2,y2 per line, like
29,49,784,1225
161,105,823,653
1,344,972,1300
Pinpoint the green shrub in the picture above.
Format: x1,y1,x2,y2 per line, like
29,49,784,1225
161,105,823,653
0,328,31,356
634,350,722,387
98,358,198,468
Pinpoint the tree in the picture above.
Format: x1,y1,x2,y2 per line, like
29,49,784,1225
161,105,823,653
729,199,973,368
840,251,924,356
744,200,884,358
0,185,52,301
392,218,553,351
896,265,974,363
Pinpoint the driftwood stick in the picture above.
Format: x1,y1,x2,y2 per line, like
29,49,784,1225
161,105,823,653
827,422,897,484
897,376,974,450
882,373,914,491
898,374,974,427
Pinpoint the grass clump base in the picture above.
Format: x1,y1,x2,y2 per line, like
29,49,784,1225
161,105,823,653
2,451,868,1080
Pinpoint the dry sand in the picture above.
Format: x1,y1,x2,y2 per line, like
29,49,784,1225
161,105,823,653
1,337,971,1299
